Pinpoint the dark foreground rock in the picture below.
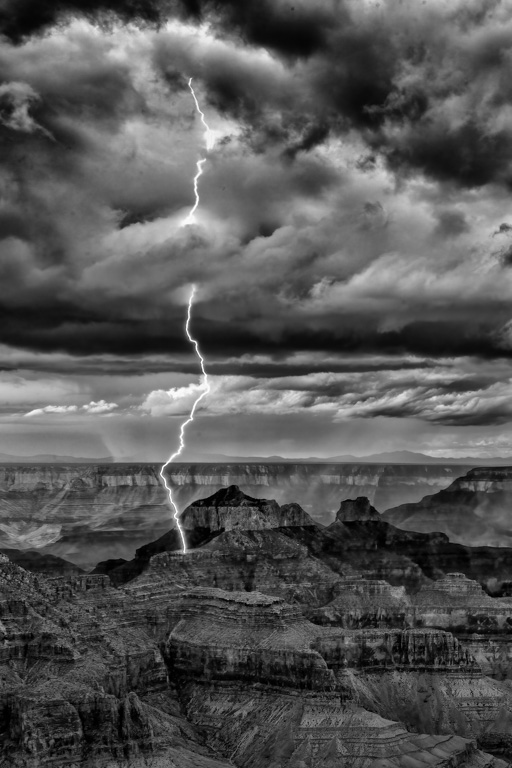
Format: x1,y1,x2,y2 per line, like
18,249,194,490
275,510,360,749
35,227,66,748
0,553,232,768
108,488,512,593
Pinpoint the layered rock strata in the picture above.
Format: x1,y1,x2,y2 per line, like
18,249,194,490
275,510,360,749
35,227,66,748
413,572,512,683
279,502,512,593
141,529,342,606
0,555,235,767
166,587,508,768
0,464,171,569
3,537,512,766
309,576,412,628
0,462,468,566
384,467,512,548
110,490,512,595
165,461,469,520
180,485,316,531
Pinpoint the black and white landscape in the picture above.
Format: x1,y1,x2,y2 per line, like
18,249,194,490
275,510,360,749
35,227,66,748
4,465,512,767
3,0,512,766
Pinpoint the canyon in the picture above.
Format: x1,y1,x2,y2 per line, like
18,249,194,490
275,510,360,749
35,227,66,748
3,471,512,765
383,467,512,548
0,462,471,568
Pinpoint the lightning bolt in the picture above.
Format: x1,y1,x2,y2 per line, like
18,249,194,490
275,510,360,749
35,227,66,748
159,285,209,553
182,77,215,226
160,78,213,553
181,158,206,226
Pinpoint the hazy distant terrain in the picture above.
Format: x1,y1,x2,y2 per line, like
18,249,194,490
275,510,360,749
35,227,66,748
0,461,478,569
2,450,512,465
383,467,512,548
2,461,512,569
0,463,492,569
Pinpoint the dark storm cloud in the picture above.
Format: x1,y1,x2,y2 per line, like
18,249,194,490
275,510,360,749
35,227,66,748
1,270,509,364
0,0,162,42
379,122,512,189
193,320,512,362
3,1,512,435
5,1,512,186
177,0,334,59
142,354,512,428
0,304,196,356
8,0,512,189
0,0,333,57
160,1,512,189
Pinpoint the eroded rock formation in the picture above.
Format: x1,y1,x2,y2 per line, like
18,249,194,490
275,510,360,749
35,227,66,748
0,461,467,566
336,496,382,522
3,482,512,767
165,587,509,767
0,464,171,569
0,554,233,767
165,461,469,520
180,485,316,531
383,467,512,548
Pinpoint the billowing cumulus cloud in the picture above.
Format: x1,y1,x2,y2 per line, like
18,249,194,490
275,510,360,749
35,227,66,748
82,399,119,414
140,361,512,427
25,399,118,417
25,405,79,417
1,2,512,457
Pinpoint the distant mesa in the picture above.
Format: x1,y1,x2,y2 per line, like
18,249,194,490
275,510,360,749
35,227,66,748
0,452,115,464
180,484,315,531
0,548,85,576
382,466,512,548
336,496,381,522
2,448,512,465
175,448,512,465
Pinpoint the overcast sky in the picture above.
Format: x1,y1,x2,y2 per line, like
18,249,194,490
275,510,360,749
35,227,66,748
1,0,512,459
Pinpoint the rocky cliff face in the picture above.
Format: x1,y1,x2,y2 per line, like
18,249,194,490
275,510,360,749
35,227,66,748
280,513,512,594
108,490,512,595
383,466,512,548
165,587,509,768
0,462,466,568
309,575,412,628
4,481,512,767
0,554,235,768
336,496,382,522
141,528,342,607
167,461,467,521
0,464,171,569
104,487,512,762
180,485,316,531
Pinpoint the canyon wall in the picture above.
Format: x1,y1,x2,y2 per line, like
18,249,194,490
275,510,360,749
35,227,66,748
3,475,512,767
0,462,467,569
384,467,512,547
167,461,468,521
